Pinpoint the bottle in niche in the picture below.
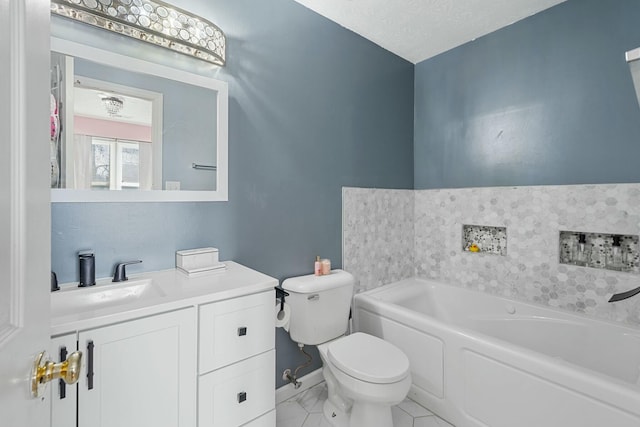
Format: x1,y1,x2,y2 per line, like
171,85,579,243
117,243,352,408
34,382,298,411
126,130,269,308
607,235,626,271
590,238,606,269
572,234,589,266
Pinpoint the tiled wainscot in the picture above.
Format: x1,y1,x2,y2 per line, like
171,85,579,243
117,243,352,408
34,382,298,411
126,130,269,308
342,188,414,294
343,184,640,327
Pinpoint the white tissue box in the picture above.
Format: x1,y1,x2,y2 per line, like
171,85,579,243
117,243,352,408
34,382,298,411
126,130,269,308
176,247,224,274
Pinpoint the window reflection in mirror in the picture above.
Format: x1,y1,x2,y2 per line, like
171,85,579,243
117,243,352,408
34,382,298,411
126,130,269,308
89,138,147,190
72,77,158,190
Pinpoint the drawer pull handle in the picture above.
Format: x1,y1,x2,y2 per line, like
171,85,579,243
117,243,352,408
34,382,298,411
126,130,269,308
238,391,247,403
237,327,247,336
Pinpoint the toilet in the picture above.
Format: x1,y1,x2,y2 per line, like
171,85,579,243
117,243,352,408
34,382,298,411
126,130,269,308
281,270,411,427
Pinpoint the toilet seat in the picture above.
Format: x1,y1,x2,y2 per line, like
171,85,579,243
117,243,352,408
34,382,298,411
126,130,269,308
327,332,409,384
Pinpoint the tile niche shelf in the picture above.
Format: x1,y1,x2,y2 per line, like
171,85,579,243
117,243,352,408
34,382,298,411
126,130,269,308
462,224,507,256
559,231,640,274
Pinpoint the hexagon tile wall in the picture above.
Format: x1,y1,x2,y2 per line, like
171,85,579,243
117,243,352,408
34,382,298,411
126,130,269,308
343,184,640,327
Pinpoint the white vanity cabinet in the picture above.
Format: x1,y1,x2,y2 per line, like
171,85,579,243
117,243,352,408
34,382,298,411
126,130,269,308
50,276,276,427
198,290,275,426
76,308,197,427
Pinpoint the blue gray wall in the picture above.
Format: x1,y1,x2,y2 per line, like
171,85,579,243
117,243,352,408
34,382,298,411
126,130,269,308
51,0,414,386
414,0,640,189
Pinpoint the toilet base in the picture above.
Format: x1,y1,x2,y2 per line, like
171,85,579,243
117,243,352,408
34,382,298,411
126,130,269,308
323,398,395,427
323,398,349,427
350,401,393,427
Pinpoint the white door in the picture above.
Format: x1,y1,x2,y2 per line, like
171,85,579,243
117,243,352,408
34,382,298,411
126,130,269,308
0,0,52,426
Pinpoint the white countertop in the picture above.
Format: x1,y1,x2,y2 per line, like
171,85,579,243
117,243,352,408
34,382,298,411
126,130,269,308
51,261,278,336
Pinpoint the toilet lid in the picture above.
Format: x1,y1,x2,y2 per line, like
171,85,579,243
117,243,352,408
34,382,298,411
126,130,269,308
327,333,409,384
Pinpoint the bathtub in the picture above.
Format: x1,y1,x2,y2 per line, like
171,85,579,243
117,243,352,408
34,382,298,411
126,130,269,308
353,278,640,427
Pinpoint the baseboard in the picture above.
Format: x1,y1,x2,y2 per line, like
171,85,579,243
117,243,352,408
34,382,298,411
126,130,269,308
275,368,324,404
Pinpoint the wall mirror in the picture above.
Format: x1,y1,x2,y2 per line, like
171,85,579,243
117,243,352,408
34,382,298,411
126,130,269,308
50,37,228,202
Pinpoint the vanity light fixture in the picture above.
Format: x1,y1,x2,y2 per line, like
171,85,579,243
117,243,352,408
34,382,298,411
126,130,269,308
102,96,124,116
50,0,226,66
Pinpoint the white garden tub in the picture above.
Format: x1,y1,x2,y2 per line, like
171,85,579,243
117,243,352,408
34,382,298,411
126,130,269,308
353,278,640,427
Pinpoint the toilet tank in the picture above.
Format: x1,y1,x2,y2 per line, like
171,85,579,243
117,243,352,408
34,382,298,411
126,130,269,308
281,270,354,345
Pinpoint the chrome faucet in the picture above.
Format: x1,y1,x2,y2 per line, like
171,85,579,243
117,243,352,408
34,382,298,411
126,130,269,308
112,260,142,282
608,286,640,302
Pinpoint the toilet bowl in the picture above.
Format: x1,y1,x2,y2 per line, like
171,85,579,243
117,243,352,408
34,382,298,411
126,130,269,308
280,271,412,426
317,332,411,427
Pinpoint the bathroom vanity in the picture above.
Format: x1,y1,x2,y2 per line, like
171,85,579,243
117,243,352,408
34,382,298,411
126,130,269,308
49,262,277,427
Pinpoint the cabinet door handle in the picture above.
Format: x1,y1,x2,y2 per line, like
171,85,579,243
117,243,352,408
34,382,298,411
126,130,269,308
59,346,68,399
237,326,247,336
237,391,247,403
87,340,94,390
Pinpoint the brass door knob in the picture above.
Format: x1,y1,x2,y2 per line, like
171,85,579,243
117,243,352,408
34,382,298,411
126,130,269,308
31,350,82,397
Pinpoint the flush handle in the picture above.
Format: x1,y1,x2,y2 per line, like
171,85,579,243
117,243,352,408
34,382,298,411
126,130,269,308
237,326,247,336
307,294,319,301
237,391,247,403
31,350,82,398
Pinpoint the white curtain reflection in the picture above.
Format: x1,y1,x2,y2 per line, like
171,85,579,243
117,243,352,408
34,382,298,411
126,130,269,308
72,134,93,189
72,135,152,190
139,142,152,190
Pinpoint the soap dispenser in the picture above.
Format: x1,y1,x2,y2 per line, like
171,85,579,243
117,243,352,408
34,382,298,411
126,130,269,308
607,235,626,271
78,250,96,287
573,234,589,266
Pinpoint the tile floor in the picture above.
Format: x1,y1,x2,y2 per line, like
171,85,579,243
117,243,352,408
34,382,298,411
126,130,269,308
276,382,455,427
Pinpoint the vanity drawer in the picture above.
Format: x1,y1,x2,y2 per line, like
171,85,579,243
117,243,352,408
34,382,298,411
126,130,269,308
198,350,275,427
199,290,274,373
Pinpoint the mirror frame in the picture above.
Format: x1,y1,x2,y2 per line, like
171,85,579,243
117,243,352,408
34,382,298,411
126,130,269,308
50,37,228,202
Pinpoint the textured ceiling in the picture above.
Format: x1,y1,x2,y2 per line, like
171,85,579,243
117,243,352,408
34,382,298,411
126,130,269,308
293,0,566,64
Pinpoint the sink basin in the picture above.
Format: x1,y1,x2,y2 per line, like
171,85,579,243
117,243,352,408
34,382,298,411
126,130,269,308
51,278,166,317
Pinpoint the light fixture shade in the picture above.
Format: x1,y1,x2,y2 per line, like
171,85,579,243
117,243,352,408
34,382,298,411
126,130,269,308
51,0,226,66
102,96,124,116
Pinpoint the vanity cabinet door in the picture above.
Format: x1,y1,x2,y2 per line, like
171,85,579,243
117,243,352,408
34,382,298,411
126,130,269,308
50,334,78,427
77,308,196,427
